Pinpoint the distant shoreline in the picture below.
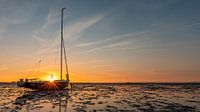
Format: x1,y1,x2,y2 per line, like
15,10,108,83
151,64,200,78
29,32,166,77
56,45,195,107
72,82,200,85
0,82,200,85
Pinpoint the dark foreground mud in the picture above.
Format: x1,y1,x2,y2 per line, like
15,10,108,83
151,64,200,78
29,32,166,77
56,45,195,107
0,83,200,112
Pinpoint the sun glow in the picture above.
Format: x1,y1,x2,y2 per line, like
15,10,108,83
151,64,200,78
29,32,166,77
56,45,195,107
49,74,55,82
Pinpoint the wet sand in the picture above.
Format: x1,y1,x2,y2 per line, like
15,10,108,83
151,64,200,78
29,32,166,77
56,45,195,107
0,83,200,112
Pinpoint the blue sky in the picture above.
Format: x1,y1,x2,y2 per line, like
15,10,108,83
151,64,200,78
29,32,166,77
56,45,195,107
0,0,200,82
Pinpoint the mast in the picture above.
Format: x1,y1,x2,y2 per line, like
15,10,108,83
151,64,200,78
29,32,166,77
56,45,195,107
60,8,66,80
60,8,70,82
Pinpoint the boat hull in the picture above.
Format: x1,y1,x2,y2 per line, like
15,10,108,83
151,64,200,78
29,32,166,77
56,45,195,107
17,80,69,91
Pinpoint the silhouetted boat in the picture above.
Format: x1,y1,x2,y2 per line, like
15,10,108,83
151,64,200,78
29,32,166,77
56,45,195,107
17,8,70,91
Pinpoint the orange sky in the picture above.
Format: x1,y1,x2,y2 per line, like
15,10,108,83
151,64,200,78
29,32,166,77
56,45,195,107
0,54,200,82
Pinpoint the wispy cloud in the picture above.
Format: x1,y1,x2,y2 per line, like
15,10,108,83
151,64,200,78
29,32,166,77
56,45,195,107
33,8,109,44
64,13,107,41
76,31,150,47
32,35,45,42
1,1,37,24
0,0,37,39
72,40,130,55
36,8,116,54
63,4,121,41
73,20,200,55
32,9,61,43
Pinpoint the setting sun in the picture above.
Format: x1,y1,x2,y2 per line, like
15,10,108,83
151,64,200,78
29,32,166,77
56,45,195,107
48,74,55,82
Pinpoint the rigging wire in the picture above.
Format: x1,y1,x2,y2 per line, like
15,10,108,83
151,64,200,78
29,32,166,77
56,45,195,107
62,39,69,81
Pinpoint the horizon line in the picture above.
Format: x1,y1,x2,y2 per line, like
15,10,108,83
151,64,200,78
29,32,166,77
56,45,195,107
0,81,200,84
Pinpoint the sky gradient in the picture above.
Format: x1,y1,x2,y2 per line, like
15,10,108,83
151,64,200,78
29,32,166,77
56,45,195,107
0,0,200,82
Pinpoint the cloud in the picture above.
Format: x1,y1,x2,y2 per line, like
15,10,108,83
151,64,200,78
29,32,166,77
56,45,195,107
35,1,200,56
32,9,61,43
72,29,156,55
33,8,108,44
76,31,150,47
0,1,37,24
32,35,45,42
72,41,130,55
36,9,115,54
62,4,121,42
64,13,107,41
0,0,38,39
73,18,200,56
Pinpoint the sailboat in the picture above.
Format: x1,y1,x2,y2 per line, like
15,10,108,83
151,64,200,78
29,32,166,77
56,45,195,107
17,8,70,91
